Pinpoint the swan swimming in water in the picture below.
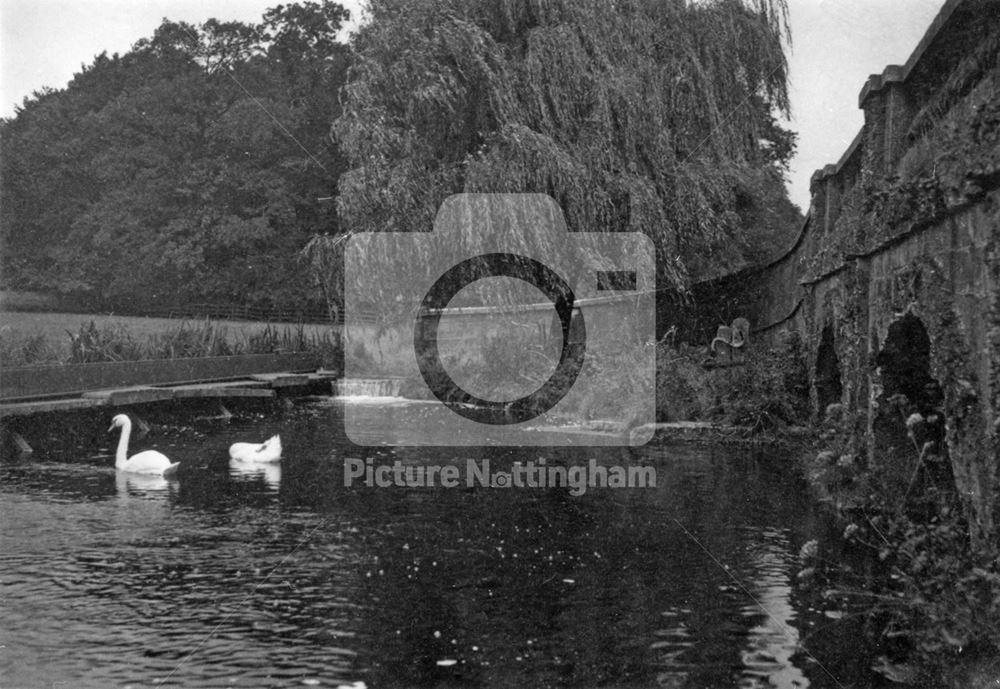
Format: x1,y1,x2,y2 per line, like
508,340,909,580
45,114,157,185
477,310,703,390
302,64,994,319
229,434,282,463
109,413,180,476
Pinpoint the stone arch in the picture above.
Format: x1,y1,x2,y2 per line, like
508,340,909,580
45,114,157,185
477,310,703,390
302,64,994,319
814,323,843,416
871,312,947,495
875,313,938,407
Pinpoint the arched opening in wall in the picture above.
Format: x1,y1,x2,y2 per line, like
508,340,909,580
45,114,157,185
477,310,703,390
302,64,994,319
872,312,949,501
876,314,936,405
815,324,842,416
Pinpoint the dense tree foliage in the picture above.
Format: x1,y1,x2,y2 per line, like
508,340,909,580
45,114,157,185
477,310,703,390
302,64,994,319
0,2,350,312
2,0,804,316
335,0,803,293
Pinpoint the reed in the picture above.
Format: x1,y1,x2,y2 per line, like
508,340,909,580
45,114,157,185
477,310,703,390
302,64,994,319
0,317,341,368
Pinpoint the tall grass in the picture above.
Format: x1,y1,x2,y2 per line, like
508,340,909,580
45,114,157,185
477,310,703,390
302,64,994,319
0,319,341,368
0,331,64,368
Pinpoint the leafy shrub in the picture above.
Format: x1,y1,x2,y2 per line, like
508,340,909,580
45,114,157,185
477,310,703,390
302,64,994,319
655,344,717,421
801,399,1000,681
706,331,810,430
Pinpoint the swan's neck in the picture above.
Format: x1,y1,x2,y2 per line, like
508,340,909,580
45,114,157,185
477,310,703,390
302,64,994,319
115,420,132,468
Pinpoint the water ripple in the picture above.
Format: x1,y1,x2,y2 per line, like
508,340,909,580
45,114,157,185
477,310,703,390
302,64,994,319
1,402,867,688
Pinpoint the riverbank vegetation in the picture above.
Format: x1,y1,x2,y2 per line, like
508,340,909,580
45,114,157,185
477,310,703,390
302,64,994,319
654,333,810,431
642,322,998,684
0,314,340,368
799,401,1000,686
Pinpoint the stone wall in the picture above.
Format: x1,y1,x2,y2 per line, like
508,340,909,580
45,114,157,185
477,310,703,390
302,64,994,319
683,0,999,545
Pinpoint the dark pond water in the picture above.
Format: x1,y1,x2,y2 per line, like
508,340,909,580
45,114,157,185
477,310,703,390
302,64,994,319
1,399,872,688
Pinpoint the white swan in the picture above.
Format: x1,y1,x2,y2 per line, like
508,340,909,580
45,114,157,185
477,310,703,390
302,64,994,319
108,413,180,476
229,434,282,463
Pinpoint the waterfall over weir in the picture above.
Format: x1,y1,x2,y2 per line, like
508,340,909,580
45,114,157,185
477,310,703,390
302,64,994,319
334,378,404,399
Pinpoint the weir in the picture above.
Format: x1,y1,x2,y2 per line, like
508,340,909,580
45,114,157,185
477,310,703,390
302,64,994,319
334,378,404,398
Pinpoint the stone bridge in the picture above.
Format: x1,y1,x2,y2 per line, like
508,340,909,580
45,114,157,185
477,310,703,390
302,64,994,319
664,0,998,545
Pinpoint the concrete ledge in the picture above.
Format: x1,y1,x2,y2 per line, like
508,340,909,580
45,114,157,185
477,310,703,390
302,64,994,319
167,381,274,398
250,373,311,387
0,397,108,418
0,352,321,401
82,387,176,405
529,419,761,444
0,361,330,417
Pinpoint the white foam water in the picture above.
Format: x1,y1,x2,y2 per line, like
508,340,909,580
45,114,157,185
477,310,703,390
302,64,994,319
334,378,404,399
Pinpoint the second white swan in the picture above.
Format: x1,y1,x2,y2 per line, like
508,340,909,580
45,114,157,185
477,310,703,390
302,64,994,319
229,434,282,463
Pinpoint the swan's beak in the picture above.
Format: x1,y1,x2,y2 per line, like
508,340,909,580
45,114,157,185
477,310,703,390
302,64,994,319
108,423,115,432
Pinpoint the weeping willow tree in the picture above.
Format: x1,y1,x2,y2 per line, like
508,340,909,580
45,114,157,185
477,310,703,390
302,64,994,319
334,0,795,294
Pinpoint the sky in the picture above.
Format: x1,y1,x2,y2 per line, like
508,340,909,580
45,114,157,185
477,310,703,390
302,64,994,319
0,0,947,212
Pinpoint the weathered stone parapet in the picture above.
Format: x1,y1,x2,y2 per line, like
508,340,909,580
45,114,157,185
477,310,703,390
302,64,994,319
859,64,917,174
667,0,999,547
862,191,1000,546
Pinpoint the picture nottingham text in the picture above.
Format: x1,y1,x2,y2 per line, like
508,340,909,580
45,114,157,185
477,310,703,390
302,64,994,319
344,458,656,496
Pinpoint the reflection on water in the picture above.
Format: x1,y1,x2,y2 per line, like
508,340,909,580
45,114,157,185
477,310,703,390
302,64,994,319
739,530,807,689
230,458,283,490
0,400,868,688
116,471,175,496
